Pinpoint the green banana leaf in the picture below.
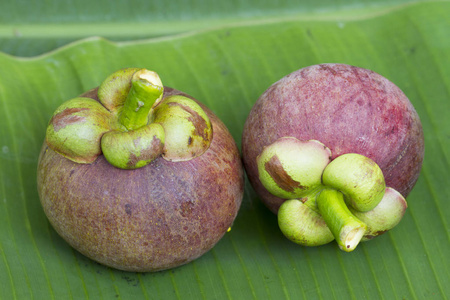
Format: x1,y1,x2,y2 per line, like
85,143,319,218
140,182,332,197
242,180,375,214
1,1,449,299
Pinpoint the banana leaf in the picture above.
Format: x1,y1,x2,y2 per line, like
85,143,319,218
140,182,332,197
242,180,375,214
0,1,449,299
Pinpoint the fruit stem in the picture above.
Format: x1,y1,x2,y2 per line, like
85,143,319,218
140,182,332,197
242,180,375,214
119,71,164,131
317,188,367,252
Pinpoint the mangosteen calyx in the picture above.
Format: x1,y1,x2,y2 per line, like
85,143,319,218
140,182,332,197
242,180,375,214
258,137,407,252
45,68,212,169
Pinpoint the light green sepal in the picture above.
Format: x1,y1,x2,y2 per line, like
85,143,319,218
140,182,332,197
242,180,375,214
278,198,334,247
351,187,407,241
322,153,386,212
45,97,111,163
101,123,165,169
97,68,140,111
256,138,331,199
152,95,212,161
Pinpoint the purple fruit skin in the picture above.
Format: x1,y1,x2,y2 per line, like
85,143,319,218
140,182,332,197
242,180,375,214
38,87,244,272
242,64,424,214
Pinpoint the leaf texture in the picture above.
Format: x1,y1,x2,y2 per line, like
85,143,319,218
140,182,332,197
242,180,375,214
0,1,449,299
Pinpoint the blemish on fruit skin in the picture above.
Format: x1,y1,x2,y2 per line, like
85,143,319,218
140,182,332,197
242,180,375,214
133,137,141,147
127,135,163,167
319,64,337,76
365,230,387,240
51,107,89,132
125,204,132,216
180,200,195,218
264,154,304,192
167,101,210,141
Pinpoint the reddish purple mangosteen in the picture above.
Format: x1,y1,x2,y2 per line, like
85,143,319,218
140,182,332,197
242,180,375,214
242,63,424,251
37,68,244,271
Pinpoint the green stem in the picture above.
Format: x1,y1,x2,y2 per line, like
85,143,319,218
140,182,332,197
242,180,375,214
119,72,163,131
317,188,367,252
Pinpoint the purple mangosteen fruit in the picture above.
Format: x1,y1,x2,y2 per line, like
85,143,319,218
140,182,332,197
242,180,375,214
37,68,244,271
242,63,424,251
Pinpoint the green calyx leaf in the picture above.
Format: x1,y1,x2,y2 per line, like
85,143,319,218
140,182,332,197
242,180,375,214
258,137,406,251
152,95,212,162
322,153,386,212
278,198,334,247
97,67,141,111
257,137,331,199
44,68,212,169
45,97,111,163
101,123,165,169
350,187,407,241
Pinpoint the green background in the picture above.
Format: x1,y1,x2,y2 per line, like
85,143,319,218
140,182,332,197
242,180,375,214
0,0,449,299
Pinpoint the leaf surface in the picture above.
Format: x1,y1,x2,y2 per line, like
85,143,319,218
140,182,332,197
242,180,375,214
0,1,449,299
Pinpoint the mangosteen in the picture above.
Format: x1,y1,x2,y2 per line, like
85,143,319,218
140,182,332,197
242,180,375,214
242,63,424,251
37,68,244,271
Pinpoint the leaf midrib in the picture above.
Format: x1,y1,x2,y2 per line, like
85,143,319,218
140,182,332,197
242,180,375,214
0,1,437,42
